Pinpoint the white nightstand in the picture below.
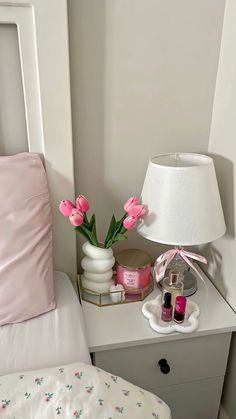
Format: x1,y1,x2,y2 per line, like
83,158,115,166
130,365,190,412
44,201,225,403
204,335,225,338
81,266,236,419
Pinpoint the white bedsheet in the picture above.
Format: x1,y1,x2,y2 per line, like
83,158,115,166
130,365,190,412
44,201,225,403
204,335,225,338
0,361,171,418
0,272,91,376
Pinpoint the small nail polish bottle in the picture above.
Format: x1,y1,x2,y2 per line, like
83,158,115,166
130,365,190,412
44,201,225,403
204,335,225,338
161,292,173,322
174,296,187,323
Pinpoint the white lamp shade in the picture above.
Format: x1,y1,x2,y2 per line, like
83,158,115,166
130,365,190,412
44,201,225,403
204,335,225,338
137,153,226,246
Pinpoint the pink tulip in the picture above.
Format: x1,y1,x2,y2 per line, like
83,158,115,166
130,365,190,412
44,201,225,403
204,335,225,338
69,208,84,226
128,204,146,219
123,215,137,230
59,199,75,217
76,195,90,213
124,196,139,213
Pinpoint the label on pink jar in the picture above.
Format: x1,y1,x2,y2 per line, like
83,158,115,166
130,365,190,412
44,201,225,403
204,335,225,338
123,271,139,288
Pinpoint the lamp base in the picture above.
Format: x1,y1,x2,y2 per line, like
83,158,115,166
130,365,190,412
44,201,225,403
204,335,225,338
182,269,198,297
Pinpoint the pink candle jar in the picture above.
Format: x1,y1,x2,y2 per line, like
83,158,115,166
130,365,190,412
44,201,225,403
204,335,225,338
116,249,151,293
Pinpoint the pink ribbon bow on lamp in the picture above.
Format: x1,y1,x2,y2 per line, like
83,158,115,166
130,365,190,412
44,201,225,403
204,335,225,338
154,247,207,283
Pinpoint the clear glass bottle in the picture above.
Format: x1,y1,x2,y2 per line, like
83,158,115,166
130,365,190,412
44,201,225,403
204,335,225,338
162,270,183,306
166,254,187,283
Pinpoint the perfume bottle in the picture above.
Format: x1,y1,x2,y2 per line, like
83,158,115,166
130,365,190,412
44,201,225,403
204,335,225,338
162,270,183,306
161,292,173,322
174,295,187,323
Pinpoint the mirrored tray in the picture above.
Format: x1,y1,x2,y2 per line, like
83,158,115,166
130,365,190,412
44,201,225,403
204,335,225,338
78,275,154,307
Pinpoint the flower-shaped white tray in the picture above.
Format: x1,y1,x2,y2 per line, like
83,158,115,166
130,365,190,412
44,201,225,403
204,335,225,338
142,295,200,334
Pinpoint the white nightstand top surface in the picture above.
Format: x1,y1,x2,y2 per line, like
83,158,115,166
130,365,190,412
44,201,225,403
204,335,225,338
81,265,236,352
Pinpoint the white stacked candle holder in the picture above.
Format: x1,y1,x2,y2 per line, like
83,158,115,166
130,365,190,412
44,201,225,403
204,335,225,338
81,241,115,293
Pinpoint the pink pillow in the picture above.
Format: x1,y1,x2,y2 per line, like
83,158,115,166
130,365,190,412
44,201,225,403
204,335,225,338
0,153,55,326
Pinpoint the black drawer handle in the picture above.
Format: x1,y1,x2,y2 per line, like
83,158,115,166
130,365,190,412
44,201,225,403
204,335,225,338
158,358,170,374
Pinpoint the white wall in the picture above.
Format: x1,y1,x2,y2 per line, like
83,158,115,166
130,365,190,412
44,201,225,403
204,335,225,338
206,0,236,417
68,0,225,265
207,0,236,311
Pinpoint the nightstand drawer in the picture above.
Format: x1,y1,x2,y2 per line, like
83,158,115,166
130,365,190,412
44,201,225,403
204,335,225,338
151,376,224,419
94,333,231,390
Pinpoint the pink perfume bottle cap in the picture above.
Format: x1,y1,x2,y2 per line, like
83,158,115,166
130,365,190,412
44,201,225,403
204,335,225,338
175,296,187,313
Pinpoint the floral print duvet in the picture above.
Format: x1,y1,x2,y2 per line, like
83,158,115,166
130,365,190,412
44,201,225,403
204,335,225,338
0,361,171,418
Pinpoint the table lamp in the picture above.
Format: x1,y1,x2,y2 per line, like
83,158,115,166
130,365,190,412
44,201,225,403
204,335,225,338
137,153,226,294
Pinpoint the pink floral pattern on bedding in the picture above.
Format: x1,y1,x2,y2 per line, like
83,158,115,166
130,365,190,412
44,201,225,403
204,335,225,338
0,362,171,419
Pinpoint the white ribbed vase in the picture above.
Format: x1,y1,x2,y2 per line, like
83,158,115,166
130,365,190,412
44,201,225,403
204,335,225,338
81,241,115,292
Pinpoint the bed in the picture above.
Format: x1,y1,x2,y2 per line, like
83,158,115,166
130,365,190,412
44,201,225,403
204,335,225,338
0,272,91,376
0,363,171,418
0,273,171,419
